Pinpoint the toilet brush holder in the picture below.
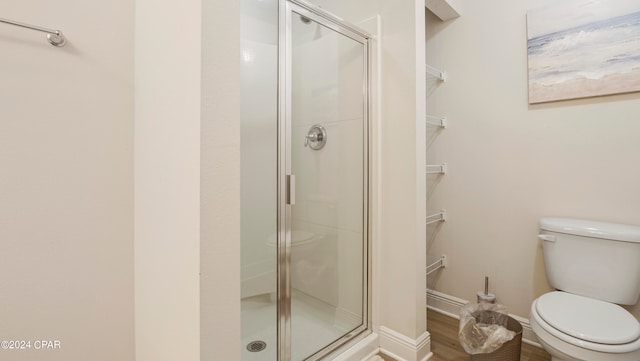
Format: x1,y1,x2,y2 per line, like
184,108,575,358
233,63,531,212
477,276,497,304
477,291,496,304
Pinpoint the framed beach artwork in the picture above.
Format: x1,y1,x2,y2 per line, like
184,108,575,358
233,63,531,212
527,0,640,104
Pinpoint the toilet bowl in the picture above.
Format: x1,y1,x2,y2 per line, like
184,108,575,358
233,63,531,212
531,218,640,361
530,291,640,361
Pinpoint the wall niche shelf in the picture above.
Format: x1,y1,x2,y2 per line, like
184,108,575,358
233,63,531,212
425,61,449,275
425,0,460,285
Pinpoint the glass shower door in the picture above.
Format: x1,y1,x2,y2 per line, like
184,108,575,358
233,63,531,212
282,3,369,360
240,0,278,360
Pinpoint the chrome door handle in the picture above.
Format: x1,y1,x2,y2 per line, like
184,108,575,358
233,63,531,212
286,174,295,205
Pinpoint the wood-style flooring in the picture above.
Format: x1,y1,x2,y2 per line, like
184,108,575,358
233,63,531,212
378,311,551,361
426,311,551,361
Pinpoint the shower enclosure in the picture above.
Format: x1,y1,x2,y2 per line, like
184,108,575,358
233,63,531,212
241,0,370,360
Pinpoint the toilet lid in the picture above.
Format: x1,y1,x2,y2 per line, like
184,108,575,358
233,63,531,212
536,292,640,345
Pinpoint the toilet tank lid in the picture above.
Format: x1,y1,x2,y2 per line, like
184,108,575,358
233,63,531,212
540,218,640,243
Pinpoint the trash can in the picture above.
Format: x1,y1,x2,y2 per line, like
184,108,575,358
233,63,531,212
459,303,523,361
470,312,522,361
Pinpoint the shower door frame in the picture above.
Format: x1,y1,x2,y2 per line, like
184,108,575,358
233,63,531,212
277,0,372,360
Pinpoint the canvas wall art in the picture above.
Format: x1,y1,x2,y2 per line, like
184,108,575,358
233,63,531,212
527,0,640,104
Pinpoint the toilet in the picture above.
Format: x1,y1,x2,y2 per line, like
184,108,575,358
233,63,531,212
530,217,640,361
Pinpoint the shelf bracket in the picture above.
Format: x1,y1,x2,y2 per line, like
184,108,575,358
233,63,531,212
426,163,447,175
426,255,448,276
426,209,447,225
426,115,447,129
426,64,447,82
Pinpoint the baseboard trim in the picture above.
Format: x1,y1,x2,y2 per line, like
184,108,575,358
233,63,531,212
426,288,468,319
426,289,543,348
378,326,432,361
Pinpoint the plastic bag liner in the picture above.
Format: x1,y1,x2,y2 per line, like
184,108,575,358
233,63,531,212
458,303,516,355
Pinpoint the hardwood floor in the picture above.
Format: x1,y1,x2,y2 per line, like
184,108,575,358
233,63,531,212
378,354,397,361
427,310,551,361
376,310,551,361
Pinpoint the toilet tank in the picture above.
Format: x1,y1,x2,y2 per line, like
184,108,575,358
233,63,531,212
539,217,640,305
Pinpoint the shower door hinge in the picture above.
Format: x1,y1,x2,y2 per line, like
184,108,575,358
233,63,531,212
286,174,296,205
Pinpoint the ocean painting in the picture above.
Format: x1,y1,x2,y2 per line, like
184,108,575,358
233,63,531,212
527,0,640,103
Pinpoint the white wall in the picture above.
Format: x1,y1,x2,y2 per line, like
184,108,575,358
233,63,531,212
134,0,203,360
0,1,134,360
201,1,242,360
426,0,640,320
377,3,427,347
2,1,242,361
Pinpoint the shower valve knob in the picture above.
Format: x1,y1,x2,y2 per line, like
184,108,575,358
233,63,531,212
305,133,317,144
304,124,327,150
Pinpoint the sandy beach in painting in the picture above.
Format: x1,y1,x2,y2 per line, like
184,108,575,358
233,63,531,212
529,67,640,103
527,9,640,104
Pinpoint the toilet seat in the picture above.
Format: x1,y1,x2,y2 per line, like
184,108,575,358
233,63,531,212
536,291,640,345
532,292,640,354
